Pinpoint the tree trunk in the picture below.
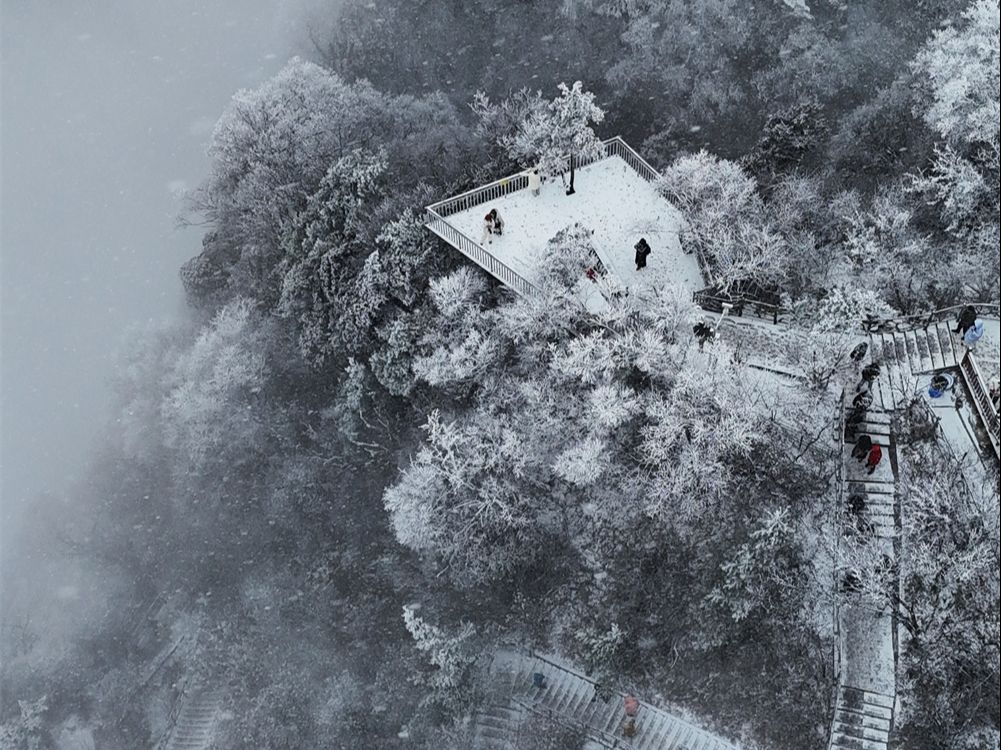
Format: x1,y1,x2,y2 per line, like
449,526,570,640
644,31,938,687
566,154,575,195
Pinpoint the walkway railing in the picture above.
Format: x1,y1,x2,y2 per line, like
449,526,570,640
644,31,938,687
424,210,540,297
424,136,681,298
692,287,787,325
862,303,1000,333
959,350,1000,458
832,392,846,704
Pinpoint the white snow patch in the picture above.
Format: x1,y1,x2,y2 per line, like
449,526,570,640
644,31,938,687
443,156,702,299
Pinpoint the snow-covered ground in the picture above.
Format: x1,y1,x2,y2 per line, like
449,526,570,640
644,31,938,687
443,156,703,301
840,596,896,696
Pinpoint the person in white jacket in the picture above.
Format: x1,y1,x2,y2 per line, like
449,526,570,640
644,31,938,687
527,168,542,196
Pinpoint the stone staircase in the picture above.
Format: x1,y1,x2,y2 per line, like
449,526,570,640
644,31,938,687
829,686,894,750
478,652,739,750
843,408,895,540
831,396,898,750
472,703,527,750
867,321,960,411
162,681,224,750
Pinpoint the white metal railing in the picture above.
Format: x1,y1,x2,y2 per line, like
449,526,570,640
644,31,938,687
424,137,667,297
959,350,1000,458
424,210,540,297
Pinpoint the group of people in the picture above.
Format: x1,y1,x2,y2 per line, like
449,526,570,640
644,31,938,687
846,355,884,475
851,432,883,475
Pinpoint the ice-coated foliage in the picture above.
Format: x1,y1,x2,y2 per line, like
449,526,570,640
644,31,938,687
912,0,1001,150
659,151,789,290
403,605,478,693
495,81,605,180
161,298,268,468
16,5,1001,749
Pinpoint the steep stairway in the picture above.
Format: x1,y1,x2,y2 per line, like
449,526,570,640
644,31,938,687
480,652,739,749
472,703,525,750
162,681,224,750
843,408,896,540
868,322,960,410
832,394,898,750
830,686,894,750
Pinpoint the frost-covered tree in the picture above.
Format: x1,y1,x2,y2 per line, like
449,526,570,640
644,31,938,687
496,82,605,194
276,149,387,365
161,298,269,469
659,151,789,292
912,0,1000,152
403,605,479,712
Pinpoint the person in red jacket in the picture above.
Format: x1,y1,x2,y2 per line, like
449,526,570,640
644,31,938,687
866,443,883,475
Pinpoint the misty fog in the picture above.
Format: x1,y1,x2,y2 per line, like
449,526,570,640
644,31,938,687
1,0,321,526
1,1,998,748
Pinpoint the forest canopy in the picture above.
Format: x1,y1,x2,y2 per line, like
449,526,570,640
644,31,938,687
3,1,999,749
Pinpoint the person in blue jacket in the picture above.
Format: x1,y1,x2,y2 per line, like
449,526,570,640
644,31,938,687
963,318,985,349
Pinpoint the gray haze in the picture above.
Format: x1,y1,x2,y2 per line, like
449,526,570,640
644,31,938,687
1,0,328,529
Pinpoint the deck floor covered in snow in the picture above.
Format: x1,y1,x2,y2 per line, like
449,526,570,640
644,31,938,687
442,156,703,306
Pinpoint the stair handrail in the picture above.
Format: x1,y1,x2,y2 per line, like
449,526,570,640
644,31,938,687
958,350,1000,458
862,303,1000,333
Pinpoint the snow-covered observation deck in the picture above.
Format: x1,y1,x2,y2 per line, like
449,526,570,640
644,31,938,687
425,137,705,306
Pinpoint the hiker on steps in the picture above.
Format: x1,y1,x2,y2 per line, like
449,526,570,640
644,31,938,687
855,377,872,398
847,491,866,515
953,305,977,336
850,342,868,367
861,362,880,382
866,443,883,475
845,405,867,440
852,434,873,462
853,391,873,410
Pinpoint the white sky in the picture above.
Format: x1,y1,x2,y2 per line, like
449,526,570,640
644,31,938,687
1,0,330,526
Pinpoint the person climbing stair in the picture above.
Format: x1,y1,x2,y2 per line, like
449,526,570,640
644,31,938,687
866,443,883,475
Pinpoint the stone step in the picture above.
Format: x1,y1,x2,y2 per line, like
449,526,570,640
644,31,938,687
491,653,739,749
839,687,894,719
834,708,891,733
913,328,934,373
846,422,892,439
924,326,943,370
935,322,960,367
832,719,890,744
830,731,889,750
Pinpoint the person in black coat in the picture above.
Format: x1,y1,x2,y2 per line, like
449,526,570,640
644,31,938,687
954,305,977,336
693,320,714,350
861,362,880,381
634,238,652,270
851,434,872,461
